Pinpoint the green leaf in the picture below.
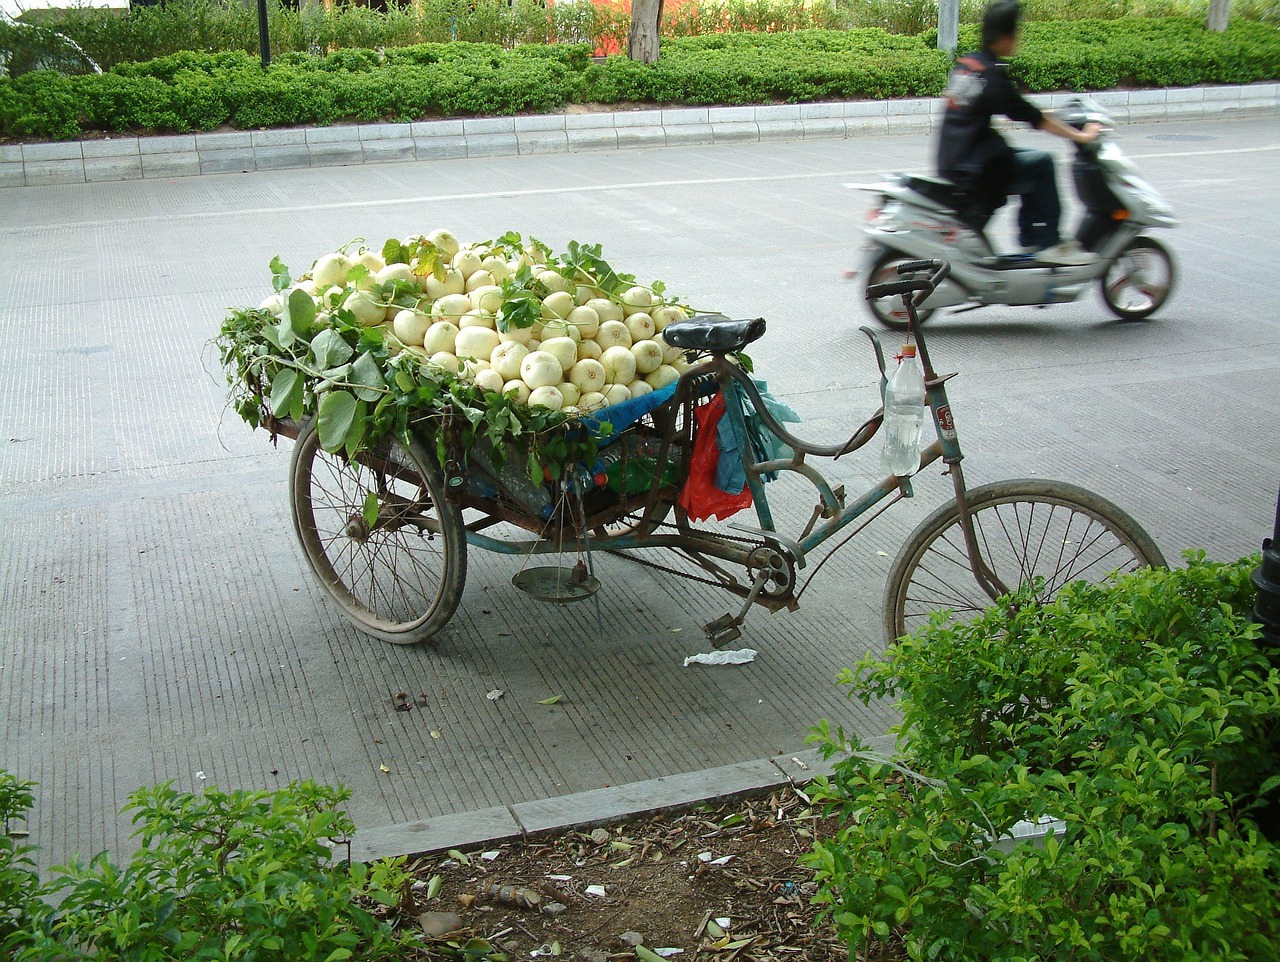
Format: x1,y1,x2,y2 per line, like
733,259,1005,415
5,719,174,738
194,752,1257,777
362,492,379,529
269,369,302,418
275,310,296,349
287,287,316,335
350,351,387,402
426,873,442,899
317,390,358,453
311,329,353,370
537,695,562,705
270,255,291,292
446,848,471,865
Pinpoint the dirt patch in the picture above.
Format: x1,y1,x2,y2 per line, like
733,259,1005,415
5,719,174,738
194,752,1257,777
400,786,848,961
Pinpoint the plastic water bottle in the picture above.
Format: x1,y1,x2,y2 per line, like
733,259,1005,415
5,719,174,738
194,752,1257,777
880,343,926,477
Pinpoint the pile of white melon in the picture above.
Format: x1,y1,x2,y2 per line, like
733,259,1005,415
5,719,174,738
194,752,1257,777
262,228,700,417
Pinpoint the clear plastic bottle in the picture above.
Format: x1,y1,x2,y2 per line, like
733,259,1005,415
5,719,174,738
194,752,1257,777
880,343,926,477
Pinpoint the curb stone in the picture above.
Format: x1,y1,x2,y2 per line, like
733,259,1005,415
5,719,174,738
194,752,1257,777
2,83,1277,189
349,735,896,864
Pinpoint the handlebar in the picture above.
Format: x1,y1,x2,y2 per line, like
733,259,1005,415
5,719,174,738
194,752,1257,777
865,258,950,305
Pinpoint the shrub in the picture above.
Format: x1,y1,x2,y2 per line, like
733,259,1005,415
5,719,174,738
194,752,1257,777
3,779,417,961
0,774,44,948
806,553,1280,962
0,70,81,139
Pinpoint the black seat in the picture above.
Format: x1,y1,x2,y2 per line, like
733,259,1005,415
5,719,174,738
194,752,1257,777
662,316,765,353
905,175,995,236
905,175,970,211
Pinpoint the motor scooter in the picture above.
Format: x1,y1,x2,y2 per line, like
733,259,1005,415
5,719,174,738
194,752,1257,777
852,97,1177,330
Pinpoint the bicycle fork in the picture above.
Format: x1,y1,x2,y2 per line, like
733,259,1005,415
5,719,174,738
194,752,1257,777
946,460,1010,602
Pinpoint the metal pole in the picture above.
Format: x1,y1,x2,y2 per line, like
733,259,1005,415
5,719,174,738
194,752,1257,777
257,0,271,68
938,0,959,54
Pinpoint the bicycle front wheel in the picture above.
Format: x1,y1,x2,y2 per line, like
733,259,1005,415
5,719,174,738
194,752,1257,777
290,420,466,645
884,479,1165,643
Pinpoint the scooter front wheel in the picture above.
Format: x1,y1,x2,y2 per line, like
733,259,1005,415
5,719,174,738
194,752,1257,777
864,250,937,331
1100,235,1175,321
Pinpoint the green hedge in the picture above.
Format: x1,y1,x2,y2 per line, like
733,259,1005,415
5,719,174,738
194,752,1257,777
582,29,950,103
806,553,1280,961
2,18,1279,141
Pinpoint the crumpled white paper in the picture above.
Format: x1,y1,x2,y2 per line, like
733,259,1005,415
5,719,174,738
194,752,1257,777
683,648,758,667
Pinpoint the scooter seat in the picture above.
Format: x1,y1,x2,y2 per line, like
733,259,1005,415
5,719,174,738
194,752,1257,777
905,175,971,211
662,316,766,353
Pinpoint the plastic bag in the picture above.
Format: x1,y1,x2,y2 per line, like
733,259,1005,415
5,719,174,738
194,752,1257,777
677,391,754,522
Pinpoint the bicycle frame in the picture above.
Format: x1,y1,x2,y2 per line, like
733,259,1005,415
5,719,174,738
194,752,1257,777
461,260,1011,638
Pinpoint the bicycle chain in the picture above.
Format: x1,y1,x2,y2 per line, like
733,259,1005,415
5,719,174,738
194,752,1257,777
600,514,767,591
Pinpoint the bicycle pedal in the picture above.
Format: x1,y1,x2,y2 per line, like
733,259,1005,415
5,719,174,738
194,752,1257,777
703,614,742,647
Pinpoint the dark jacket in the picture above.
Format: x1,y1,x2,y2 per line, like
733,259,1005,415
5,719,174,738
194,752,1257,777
936,48,1044,217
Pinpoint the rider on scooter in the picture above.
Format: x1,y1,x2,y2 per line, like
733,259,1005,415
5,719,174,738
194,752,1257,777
937,0,1102,266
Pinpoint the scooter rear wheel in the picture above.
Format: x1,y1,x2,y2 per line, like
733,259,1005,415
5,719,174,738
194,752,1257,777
864,250,937,331
1100,235,1174,321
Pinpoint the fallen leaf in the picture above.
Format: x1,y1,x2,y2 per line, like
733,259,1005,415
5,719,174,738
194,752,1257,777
485,689,504,701
379,763,391,773
585,884,607,897
537,695,562,705
430,730,442,739
446,848,471,865
426,874,442,899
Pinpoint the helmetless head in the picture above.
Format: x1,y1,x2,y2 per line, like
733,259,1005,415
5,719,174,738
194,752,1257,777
982,0,1023,57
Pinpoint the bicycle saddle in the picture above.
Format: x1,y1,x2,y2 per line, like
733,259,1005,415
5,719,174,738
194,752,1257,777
662,316,765,352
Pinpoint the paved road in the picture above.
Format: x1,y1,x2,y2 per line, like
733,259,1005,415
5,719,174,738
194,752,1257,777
2,114,1278,871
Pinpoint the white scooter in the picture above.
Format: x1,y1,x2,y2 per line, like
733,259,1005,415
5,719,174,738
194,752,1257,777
852,97,1178,330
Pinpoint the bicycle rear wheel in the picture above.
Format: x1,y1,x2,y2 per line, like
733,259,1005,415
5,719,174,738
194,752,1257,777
290,420,466,645
884,479,1164,643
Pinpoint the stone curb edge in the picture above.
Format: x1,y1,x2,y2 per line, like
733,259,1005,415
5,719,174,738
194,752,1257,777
2,83,1277,189
347,735,896,864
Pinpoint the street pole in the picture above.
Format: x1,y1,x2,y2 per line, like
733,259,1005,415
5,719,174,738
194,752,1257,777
938,0,959,54
257,0,271,68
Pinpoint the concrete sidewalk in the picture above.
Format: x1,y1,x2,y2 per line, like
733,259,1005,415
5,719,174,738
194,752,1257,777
2,113,1278,874
2,82,1277,188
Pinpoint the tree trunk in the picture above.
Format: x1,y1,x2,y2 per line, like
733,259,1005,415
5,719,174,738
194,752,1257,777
1206,0,1231,32
937,0,959,54
628,0,664,64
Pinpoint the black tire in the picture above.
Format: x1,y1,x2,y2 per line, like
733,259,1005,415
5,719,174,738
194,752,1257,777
1100,235,1175,321
864,249,937,331
884,479,1165,643
290,420,466,645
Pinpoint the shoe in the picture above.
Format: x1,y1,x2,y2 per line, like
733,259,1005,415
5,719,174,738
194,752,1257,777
1033,240,1097,266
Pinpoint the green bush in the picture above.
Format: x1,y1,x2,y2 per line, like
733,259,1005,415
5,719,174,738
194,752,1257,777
2,779,419,961
806,553,1280,962
0,774,43,948
584,29,949,103
963,16,1280,89
3,17,1280,140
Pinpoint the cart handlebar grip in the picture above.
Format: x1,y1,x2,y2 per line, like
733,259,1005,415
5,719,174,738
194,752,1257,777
866,277,929,299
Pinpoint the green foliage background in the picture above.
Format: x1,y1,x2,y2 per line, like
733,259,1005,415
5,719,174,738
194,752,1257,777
2,16,1279,141
806,553,1280,962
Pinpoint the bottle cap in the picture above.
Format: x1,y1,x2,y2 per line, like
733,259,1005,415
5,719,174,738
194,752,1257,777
901,343,917,356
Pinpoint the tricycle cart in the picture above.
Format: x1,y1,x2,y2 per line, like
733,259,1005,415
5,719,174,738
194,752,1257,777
259,260,1166,647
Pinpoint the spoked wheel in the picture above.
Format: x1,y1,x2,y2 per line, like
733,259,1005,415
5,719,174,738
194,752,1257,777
289,419,466,645
1101,235,1175,321
884,480,1165,643
865,249,937,331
